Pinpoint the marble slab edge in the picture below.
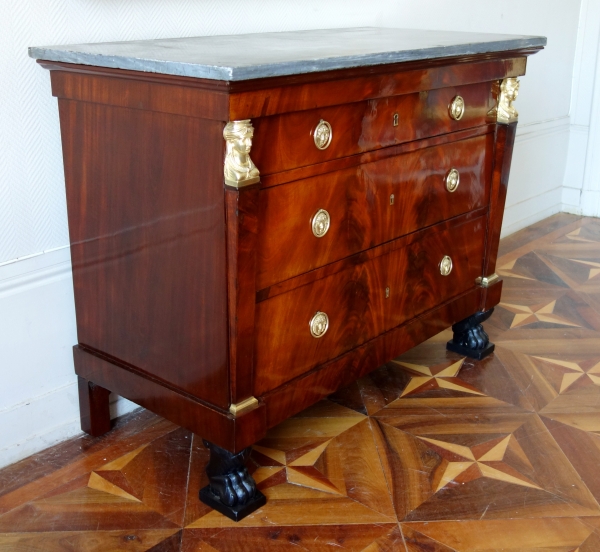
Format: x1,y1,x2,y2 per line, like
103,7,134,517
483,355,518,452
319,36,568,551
29,36,546,82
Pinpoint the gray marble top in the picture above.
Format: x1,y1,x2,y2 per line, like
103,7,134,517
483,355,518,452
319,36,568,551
29,27,546,82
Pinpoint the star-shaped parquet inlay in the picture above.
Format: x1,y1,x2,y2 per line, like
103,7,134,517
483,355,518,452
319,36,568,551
530,356,600,394
185,406,397,528
568,259,600,281
373,409,600,522
500,300,581,329
394,358,485,397
248,411,370,499
416,434,542,492
497,258,536,281
566,227,600,244
87,444,149,502
252,437,346,496
495,252,570,288
0,425,193,536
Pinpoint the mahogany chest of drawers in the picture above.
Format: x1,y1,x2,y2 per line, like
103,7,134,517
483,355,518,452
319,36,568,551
31,27,545,520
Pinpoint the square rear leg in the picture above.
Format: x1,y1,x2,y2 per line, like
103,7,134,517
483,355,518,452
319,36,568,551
77,376,111,437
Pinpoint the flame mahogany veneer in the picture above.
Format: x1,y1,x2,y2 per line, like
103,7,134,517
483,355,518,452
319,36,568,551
38,48,536,457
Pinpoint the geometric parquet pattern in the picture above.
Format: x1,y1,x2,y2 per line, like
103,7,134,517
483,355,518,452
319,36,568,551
2,214,600,551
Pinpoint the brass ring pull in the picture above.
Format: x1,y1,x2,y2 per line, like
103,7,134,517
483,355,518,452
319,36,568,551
311,209,330,238
449,96,465,121
314,119,333,150
309,311,329,338
445,168,460,192
440,255,453,276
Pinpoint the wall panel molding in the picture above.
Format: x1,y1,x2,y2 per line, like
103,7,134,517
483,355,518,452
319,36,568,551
0,247,138,469
0,379,138,470
503,117,571,236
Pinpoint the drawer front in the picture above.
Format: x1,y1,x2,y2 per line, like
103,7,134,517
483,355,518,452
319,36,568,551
257,133,492,289
254,215,486,395
251,81,494,175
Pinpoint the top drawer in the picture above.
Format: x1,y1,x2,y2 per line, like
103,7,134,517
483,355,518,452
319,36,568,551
251,81,495,175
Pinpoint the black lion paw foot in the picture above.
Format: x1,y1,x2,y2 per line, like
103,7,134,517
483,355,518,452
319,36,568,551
200,441,266,521
447,309,495,360
461,324,490,350
209,467,257,507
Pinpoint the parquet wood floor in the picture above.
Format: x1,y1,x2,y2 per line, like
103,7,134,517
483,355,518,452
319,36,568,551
2,213,600,551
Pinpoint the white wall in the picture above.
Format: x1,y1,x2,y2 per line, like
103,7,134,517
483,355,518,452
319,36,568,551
0,0,583,468
563,0,600,217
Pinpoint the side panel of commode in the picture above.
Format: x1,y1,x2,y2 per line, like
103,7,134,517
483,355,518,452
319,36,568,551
57,90,230,409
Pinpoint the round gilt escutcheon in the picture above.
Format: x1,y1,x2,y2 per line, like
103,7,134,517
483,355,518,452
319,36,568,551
449,96,465,121
311,209,331,238
310,311,329,338
445,168,460,192
314,119,333,150
440,255,453,276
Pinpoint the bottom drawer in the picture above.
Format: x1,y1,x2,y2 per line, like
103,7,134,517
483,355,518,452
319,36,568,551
254,215,486,395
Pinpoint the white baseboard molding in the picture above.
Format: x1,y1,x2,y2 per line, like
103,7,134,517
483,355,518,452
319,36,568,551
501,118,569,237
561,123,589,212
0,384,138,470
502,187,563,238
561,203,584,216
562,186,584,213
0,247,138,470
0,382,80,470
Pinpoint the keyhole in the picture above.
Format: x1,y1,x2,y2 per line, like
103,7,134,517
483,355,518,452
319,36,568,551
385,287,390,299
390,194,395,205
393,113,399,126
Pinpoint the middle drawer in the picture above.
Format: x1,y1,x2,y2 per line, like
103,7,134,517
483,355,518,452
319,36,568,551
257,132,492,290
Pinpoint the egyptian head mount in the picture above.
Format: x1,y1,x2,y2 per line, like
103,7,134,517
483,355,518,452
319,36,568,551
497,78,520,124
223,120,260,188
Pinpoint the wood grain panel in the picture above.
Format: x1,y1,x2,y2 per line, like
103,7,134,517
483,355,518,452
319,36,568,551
230,54,531,118
259,125,492,189
225,185,260,405
481,122,517,278
73,346,266,453
59,100,230,408
41,53,531,121
251,81,495,175
478,120,517,312
257,133,493,289
262,286,483,428
45,62,229,121
254,216,486,395
257,207,488,301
